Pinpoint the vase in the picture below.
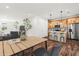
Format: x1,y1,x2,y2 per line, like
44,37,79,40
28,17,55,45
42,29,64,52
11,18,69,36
20,35,26,41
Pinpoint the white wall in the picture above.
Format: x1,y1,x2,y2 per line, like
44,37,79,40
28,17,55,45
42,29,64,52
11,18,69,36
0,16,48,37
27,16,48,37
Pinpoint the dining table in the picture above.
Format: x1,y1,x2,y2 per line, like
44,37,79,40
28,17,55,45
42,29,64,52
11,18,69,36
0,36,48,56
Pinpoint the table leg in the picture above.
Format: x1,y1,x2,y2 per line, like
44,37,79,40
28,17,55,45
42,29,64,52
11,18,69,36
30,47,33,56
45,41,47,51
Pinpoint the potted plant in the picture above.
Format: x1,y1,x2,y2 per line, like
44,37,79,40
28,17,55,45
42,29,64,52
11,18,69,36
14,21,19,29
20,18,32,40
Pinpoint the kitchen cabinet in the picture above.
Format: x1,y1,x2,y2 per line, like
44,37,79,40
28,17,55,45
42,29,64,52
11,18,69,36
68,18,75,25
48,31,67,43
75,18,79,23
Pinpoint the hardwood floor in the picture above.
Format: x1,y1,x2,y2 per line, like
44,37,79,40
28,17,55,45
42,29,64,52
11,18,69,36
25,37,79,56
67,39,79,45
46,39,79,56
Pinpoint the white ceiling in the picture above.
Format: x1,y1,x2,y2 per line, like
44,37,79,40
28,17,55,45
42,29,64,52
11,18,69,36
0,3,79,20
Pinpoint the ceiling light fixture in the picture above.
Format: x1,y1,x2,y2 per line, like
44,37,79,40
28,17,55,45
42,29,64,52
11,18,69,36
49,13,52,20
60,10,63,20
5,6,10,8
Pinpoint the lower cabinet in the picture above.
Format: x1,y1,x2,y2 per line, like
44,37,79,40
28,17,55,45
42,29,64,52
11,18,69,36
49,31,67,43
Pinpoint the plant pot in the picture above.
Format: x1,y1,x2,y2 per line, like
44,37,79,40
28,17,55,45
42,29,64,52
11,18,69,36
20,35,26,41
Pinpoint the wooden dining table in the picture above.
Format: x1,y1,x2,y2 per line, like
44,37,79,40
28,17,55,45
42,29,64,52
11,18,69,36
0,36,48,56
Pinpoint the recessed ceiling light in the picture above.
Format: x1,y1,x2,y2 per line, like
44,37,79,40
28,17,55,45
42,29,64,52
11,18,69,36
5,6,10,8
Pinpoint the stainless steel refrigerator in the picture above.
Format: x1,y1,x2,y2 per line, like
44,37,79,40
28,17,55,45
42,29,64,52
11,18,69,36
69,23,79,40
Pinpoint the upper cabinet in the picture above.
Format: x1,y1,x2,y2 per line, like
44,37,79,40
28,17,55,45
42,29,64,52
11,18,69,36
68,16,79,24
48,19,67,29
61,19,67,27
75,17,79,23
48,16,79,29
68,18,75,25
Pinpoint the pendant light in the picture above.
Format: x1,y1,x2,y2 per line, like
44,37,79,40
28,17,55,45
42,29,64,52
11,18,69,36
60,10,63,20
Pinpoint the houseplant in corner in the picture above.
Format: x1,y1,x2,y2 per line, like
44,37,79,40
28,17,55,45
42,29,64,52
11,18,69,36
20,18,32,41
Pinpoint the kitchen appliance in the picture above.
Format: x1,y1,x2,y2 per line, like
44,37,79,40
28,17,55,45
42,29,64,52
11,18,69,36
69,23,79,40
53,25,61,31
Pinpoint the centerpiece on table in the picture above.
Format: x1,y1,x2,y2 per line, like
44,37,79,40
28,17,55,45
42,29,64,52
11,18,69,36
20,18,32,41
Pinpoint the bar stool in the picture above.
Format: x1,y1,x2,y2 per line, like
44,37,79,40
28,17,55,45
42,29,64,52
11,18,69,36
49,43,62,56
33,47,48,56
